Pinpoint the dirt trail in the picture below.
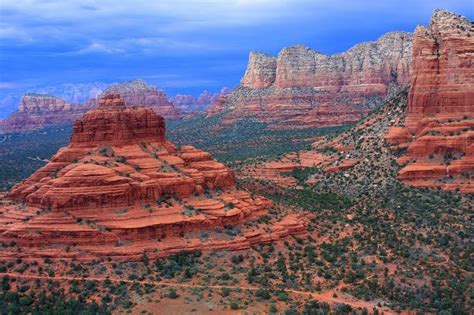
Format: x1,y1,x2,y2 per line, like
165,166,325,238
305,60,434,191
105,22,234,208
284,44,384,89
0,272,396,314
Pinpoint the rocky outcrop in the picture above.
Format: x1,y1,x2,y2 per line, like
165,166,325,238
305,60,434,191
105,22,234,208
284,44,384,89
386,10,473,193
407,10,473,119
0,94,93,131
87,79,182,119
208,32,413,129
243,12,472,194
0,94,279,260
241,52,277,88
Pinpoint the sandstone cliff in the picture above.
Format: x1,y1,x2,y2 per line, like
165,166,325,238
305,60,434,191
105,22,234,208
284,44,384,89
386,10,473,192
244,10,473,193
208,32,413,129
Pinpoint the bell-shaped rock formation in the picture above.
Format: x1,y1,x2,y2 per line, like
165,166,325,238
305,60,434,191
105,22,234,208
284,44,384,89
0,94,287,260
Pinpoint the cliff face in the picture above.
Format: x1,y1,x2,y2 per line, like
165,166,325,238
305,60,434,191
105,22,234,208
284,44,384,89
386,10,473,192
240,52,277,88
208,32,412,129
0,94,284,260
407,10,473,117
242,10,472,194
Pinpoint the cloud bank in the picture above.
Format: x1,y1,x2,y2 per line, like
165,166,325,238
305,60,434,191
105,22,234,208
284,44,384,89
0,0,472,98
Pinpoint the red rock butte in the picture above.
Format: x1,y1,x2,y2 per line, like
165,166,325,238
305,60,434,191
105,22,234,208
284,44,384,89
386,10,474,193
0,95,307,261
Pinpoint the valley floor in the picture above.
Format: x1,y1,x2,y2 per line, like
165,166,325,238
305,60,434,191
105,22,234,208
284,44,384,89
0,94,472,314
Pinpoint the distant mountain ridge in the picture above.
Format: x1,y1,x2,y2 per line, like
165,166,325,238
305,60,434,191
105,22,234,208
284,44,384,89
0,79,182,132
170,87,232,113
0,82,109,119
0,79,230,132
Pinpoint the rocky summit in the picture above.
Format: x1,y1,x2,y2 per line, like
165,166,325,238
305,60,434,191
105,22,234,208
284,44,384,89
208,32,413,129
0,94,313,261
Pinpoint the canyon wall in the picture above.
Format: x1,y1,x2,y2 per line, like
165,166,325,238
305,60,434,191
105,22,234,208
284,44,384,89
208,32,413,129
386,10,473,193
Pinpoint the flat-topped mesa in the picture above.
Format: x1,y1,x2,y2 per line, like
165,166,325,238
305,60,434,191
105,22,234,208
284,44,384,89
0,94,92,132
208,31,413,129
241,32,412,90
70,94,166,147
18,94,71,113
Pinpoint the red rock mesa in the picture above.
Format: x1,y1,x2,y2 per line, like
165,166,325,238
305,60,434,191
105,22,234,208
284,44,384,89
208,32,413,129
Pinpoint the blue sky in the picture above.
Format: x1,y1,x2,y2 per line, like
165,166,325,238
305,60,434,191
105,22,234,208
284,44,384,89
0,0,473,99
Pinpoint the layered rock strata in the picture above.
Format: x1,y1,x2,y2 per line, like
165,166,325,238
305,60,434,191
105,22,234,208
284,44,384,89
244,10,473,194
386,10,473,192
208,32,413,129
0,94,278,260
